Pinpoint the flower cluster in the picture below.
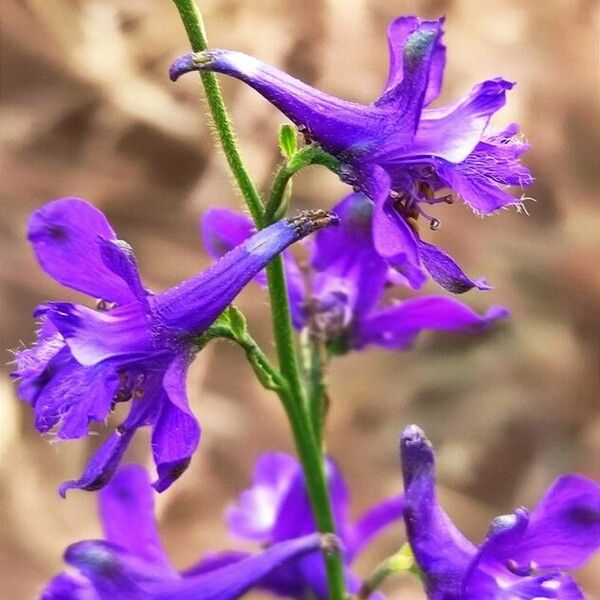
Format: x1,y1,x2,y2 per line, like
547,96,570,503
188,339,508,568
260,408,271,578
11,8,598,600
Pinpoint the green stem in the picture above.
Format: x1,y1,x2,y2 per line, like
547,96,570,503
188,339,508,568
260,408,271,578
203,324,287,393
266,250,346,600
277,381,347,598
265,163,294,224
305,331,328,448
171,0,264,227
265,145,342,224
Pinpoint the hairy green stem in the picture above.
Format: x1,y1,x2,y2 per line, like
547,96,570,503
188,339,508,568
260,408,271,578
265,145,342,224
171,0,264,226
172,1,347,596
301,328,329,447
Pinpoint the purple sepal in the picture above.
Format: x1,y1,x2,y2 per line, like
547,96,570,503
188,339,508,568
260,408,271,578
27,198,135,305
356,297,508,350
41,572,97,600
417,240,492,294
99,465,171,568
63,534,325,600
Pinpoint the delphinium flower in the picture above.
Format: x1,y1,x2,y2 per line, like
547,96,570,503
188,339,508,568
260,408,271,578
400,425,600,599
201,193,507,356
191,452,405,599
170,15,533,293
42,464,332,600
12,198,337,495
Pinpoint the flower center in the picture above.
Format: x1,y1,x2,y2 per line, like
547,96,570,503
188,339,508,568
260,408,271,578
390,181,453,233
113,369,147,405
505,559,539,577
305,291,352,342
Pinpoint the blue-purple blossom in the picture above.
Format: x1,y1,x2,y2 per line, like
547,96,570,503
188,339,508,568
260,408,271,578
42,464,329,600
171,16,532,294
193,452,405,599
202,194,507,355
400,425,600,599
12,198,337,494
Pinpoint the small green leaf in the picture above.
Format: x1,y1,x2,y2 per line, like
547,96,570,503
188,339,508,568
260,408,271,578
246,348,280,391
271,181,292,221
279,123,297,158
388,544,416,572
226,305,248,340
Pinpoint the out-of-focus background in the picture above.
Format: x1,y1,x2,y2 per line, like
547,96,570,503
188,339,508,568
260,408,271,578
1,1,599,598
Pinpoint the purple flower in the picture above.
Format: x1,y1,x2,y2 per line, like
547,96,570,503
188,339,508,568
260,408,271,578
400,425,600,599
42,464,330,600
170,16,532,293
202,194,507,355
12,198,337,495
193,452,404,599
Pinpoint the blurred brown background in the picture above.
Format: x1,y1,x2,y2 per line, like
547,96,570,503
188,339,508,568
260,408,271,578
1,1,599,598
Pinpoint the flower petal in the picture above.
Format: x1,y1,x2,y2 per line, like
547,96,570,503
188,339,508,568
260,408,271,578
11,316,64,382
59,429,136,498
33,353,118,439
170,50,381,154
226,452,298,543
99,465,171,568
504,574,585,600
363,165,426,289
418,239,492,294
404,78,515,164
515,475,600,570
436,128,534,214
98,238,149,308
265,458,351,598
59,391,161,496
40,571,98,600
312,193,389,323
151,403,200,493
153,211,338,334
466,569,585,600
272,458,350,543
400,425,476,598
356,296,508,350
370,20,444,154
44,302,153,367
28,198,136,305
151,357,200,492
464,510,587,599
380,16,446,107
312,193,373,270
64,540,176,599
347,494,405,560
